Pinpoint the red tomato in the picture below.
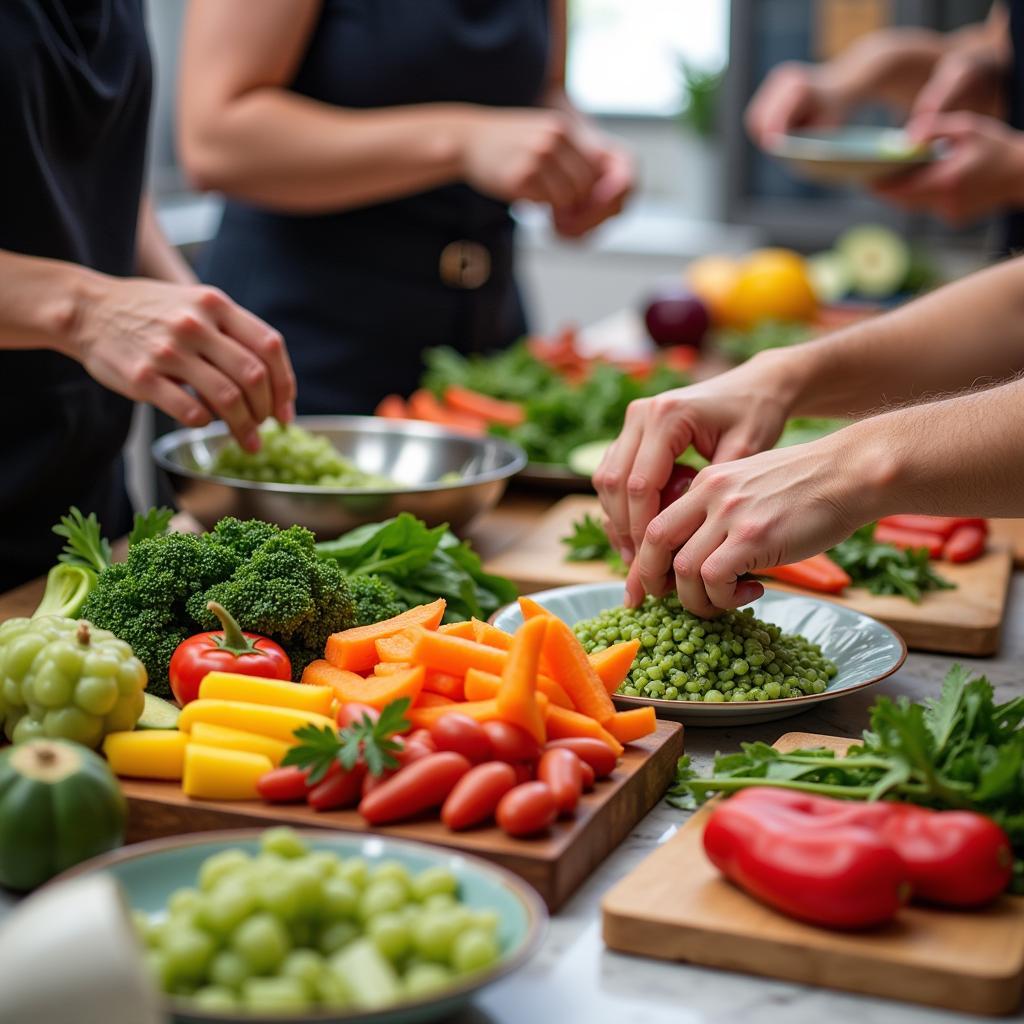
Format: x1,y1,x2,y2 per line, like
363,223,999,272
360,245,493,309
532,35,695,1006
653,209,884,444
361,738,433,797
307,764,365,812
579,760,596,792
169,600,291,706
359,752,472,825
544,738,617,778
429,714,493,763
943,525,987,563
496,781,558,837
407,728,437,751
482,720,540,763
256,765,309,804
336,703,380,729
537,748,583,815
441,761,517,831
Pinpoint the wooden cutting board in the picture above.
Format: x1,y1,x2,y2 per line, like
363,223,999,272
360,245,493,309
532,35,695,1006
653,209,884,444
119,720,682,912
602,732,1024,1016
991,519,1024,568
485,496,1014,656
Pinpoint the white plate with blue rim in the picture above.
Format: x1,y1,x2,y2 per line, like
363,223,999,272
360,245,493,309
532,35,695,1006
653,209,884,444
493,582,906,726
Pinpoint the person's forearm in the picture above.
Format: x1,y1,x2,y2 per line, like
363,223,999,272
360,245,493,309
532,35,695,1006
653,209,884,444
135,196,196,285
756,258,1024,419
839,374,1024,521
180,93,475,213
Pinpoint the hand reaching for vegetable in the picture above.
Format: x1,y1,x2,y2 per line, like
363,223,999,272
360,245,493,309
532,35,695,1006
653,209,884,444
551,140,634,238
593,359,794,564
63,276,296,450
744,61,848,148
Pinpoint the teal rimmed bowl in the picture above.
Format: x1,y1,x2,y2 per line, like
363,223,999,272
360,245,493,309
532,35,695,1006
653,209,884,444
59,829,547,1024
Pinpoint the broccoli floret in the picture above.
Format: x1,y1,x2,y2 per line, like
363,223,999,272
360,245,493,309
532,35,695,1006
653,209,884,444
125,531,239,606
347,574,405,627
207,516,284,559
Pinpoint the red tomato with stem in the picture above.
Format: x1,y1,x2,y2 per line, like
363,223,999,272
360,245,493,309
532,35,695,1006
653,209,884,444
441,761,518,831
482,720,540,763
169,601,291,706
429,714,493,763
537,748,583,815
496,781,558,837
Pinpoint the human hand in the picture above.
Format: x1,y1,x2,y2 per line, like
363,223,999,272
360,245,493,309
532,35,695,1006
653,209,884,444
552,140,634,238
625,435,865,617
70,277,296,450
745,62,847,149
593,355,795,565
910,37,1007,120
873,112,1024,225
459,108,603,210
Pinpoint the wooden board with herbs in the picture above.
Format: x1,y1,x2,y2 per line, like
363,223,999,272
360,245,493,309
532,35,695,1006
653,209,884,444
602,731,1024,1016
117,720,682,911
484,496,1014,656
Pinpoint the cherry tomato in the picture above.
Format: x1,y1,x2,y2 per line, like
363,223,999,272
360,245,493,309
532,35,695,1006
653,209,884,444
407,728,437,752
169,601,291,706
441,761,517,831
336,702,380,729
359,752,472,825
579,759,596,792
307,764,365,812
256,765,309,804
361,738,433,797
544,738,617,778
496,781,558,837
537,748,583,815
429,714,493,763
512,762,533,785
482,720,540,763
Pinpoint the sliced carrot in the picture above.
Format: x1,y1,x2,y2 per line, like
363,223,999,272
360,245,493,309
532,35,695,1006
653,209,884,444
543,618,617,724
408,627,507,677
374,661,413,676
423,670,465,701
443,385,525,428
438,620,475,639
604,707,657,744
464,668,572,709
375,394,408,419
301,661,425,711
758,554,851,595
408,699,499,730
517,595,550,620
588,640,640,694
407,390,487,434
496,618,548,745
375,628,419,664
471,618,514,651
325,599,446,672
413,691,456,709
544,704,623,755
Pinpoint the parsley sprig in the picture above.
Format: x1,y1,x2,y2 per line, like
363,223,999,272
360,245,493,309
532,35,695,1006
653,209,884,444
283,698,411,783
561,514,626,575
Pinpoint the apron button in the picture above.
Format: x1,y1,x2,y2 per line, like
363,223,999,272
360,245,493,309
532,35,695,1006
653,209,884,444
440,240,491,289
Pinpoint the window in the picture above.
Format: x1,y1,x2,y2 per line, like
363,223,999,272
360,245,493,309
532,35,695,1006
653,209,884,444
566,0,730,117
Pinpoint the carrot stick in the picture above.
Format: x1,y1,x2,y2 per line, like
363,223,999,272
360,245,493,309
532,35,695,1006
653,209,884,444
302,662,425,710
758,554,851,594
879,515,987,540
544,704,624,755
413,692,456,709
406,693,549,731
438,620,476,639
423,670,465,701
374,661,413,676
496,617,548,745
542,618,617,723
588,640,640,694
464,668,573,709
873,524,944,558
471,618,514,651
408,628,507,677
443,386,526,427
375,394,409,419
604,707,657,744
518,595,550,620
407,390,487,434
325,599,446,672
375,629,419,664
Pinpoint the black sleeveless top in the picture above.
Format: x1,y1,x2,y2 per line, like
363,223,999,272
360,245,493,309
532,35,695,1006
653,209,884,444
1006,0,1024,251
0,0,151,587
202,0,550,415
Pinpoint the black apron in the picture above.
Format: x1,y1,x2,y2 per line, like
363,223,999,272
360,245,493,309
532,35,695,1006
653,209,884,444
0,1,151,589
1006,0,1024,252
201,0,550,415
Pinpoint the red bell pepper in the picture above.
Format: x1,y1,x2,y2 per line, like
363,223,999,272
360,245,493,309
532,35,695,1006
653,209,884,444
169,601,291,706
872,523,944,558
943,524,988,563
878,515,987,540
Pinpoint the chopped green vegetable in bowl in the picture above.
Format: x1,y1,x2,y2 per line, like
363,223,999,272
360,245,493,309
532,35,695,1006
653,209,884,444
212,421,397,489
573,593,837,703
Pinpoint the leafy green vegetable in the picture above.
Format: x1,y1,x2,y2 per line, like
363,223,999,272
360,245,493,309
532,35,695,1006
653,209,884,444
829,524,954,602
667,665,1024,890
713,320,813,364
561,514,626,574
128,507,175,546
316,513,517,623
53,507,114,574
422,342,559,403
284,698,412,782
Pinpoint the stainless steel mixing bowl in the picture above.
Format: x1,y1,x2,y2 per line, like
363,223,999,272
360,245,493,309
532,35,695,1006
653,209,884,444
152,416,527,536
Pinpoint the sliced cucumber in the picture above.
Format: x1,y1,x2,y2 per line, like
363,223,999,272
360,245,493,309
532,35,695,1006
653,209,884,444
137,692,181,730
807,251,852,304
567,440,612,478
836,224,910,299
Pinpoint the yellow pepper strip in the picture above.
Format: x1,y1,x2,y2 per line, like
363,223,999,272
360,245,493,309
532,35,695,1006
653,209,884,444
198,671,333,716
189,721,292,766
182,744,273,801
177,699,335,743
103,730,188,780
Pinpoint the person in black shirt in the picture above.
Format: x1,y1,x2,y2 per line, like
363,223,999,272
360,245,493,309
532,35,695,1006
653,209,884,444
0,0,296,589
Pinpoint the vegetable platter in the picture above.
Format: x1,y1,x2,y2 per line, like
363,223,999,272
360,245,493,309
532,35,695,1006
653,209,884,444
484,495,1015,656
602,731,1024,1016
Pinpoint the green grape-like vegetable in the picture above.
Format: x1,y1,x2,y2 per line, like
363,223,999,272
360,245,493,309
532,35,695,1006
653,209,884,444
211,420,397,489
134,828,503,1015
573,594,837,703
0,615,147,748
